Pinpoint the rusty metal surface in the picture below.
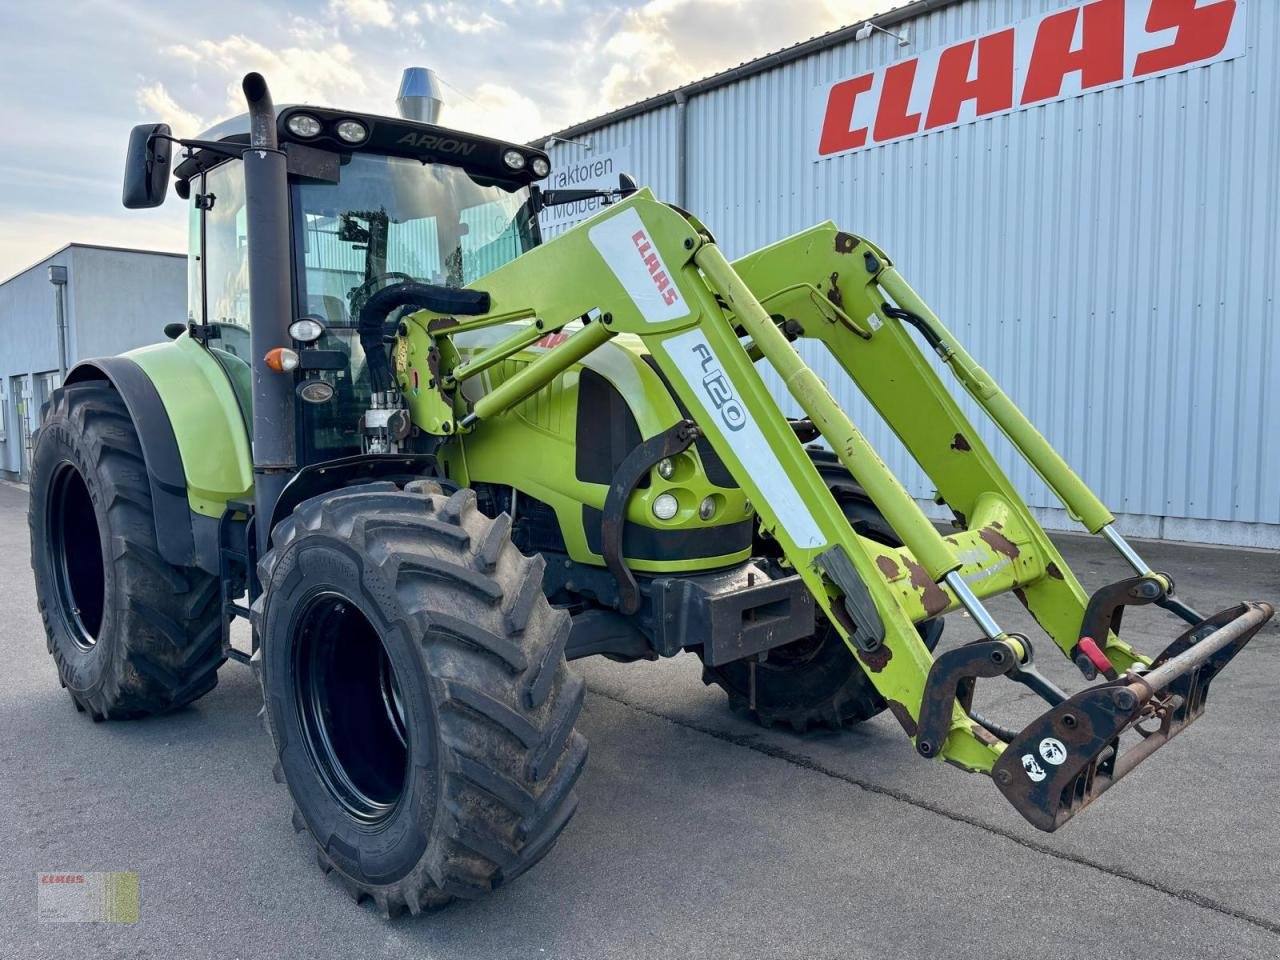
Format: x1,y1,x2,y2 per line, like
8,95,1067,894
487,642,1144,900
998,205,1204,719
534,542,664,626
993,601,1274,832
1073,574,1168,679
914,639,1022,759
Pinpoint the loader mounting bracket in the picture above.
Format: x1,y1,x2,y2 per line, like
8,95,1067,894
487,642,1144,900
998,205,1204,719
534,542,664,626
915,639,1023,758
994,601,1273,831
1073,574,1168,680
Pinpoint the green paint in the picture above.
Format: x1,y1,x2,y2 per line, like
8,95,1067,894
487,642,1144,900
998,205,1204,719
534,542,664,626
126,335,253,516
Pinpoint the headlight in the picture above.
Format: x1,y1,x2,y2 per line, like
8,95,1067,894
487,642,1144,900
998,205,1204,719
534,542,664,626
652,493,679,521
297,379,335,404
288,317,326,343
699,496,717,521
502,149,526,170
286,114,322,138
531,156,550,177
656,458,675,480
336,119,368,144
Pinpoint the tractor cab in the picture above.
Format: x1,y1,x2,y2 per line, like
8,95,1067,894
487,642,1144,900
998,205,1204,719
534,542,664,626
159,103,550,463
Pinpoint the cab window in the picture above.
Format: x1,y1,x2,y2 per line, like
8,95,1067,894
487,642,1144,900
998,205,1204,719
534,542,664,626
190,160,253,423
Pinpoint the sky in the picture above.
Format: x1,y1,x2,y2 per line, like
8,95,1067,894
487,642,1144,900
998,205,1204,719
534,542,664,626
0,0,879,281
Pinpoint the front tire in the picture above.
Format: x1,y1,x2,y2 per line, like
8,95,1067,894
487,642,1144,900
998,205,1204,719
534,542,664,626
28,381,223,719
254,481,586,915
702,448,942,732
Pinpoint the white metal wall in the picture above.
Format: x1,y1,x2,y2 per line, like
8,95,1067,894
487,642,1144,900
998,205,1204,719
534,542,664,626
548,0,1280,547
0,246,185,479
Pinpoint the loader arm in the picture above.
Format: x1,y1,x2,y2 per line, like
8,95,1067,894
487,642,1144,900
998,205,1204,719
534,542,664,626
403,190,1272,830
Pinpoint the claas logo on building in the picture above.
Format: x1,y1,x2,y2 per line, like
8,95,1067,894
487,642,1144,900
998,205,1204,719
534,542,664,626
817,0,1243,158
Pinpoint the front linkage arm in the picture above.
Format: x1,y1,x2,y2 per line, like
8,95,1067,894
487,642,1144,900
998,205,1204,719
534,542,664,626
409,191,1273,830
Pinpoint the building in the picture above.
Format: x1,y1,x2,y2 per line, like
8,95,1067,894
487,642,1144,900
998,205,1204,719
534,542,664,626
0,244,185,481
539,0,1278,549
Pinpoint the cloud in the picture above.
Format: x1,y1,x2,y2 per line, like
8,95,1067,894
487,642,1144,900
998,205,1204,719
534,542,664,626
594,0,870,106
443,83,548,142
161,36,371,120
329,0,396,28
422,2,504,34
136,82,204,139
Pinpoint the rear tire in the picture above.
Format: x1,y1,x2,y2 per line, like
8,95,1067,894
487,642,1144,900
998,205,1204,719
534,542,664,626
254,481,586,916
28,381,224,719
702,448,942,732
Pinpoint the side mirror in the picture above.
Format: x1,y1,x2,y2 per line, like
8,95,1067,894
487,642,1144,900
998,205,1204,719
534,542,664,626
123,123,173,209
618,173,638,194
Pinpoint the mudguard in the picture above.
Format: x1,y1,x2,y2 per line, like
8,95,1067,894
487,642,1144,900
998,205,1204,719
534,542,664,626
64,356,200,568
64,335,253,572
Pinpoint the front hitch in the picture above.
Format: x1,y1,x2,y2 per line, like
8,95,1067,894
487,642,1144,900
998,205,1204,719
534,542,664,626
991,601,1273,831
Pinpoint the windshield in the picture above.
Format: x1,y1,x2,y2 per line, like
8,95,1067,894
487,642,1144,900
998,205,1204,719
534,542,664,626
293,153,537,461
296,153,537,323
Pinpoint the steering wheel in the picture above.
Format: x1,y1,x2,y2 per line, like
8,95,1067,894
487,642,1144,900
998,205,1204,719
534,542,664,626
349,272,417,322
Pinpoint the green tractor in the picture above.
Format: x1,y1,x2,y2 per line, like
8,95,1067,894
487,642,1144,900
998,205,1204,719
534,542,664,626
29,70,1272,915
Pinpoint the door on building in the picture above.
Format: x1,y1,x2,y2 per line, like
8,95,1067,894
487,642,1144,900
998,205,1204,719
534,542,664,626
17,373,62,483
0,380,8,477
10,375,31,481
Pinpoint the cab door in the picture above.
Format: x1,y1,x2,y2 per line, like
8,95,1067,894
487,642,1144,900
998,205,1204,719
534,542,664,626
188,159,254,426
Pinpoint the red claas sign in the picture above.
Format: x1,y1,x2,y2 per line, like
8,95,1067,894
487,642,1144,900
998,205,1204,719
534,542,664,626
816,0,1246,159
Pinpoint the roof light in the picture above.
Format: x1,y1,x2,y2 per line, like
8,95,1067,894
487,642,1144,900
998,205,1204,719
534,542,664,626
336,119,368,144
502,149,526,170
531,156,550,178
289,317,326,343
286,114,322,138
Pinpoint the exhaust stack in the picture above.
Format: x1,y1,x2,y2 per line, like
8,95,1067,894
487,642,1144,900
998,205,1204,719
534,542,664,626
240,72,296,555
397,67,444,124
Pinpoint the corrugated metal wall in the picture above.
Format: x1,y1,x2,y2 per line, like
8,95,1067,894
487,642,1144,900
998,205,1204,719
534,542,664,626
547,0,1280,547
542,103,684,241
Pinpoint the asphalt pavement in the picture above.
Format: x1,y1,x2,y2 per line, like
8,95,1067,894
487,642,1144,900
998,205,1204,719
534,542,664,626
1,478,1277,959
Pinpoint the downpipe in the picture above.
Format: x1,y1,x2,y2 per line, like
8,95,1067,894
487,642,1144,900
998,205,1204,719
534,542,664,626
241,72,296,557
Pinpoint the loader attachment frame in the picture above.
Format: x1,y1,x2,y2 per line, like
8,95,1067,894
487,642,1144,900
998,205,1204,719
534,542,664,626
408,191,1272,829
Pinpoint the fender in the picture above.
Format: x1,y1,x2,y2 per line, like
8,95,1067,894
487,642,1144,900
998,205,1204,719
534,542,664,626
64,356,201,569
65,336,254,574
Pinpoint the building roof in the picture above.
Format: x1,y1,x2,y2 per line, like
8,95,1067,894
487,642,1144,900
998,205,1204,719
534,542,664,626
538,0,960,144
0,243,185,289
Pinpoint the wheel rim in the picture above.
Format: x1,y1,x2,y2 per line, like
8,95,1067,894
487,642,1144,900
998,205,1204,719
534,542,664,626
293,593,409,823
48,462,106,650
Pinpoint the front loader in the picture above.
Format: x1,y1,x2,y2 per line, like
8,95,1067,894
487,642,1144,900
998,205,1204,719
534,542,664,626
28,70,1272,914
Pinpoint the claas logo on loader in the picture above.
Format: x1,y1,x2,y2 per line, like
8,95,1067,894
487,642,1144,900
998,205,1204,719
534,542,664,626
631,230,681,307
691,343,747,432
816,0,1244,158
